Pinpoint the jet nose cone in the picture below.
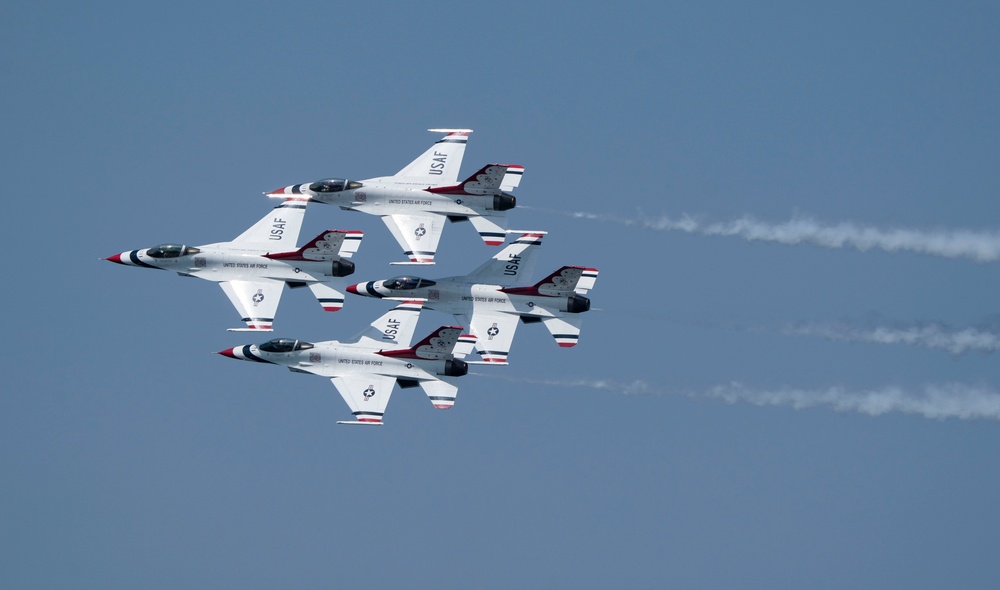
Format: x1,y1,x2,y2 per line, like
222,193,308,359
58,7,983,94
266,186,290,196
346,283,360,295
104,253,125,264
216,347,237,358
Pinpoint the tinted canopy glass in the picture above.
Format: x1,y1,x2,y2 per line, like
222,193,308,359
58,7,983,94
258,338,314,353
147,244,200,258
308,178,362,193
383,276,436,290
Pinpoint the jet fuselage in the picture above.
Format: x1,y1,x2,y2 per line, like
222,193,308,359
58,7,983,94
284,177,512,219
350,278,588,318
222,340,467,381
108,243,354,284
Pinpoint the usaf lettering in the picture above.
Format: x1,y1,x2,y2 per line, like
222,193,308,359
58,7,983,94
383,318,400,341
428,151,447,175
269,218,287,240
504,253,522,276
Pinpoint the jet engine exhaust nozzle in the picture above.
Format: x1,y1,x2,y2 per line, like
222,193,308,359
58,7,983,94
566,294,591,314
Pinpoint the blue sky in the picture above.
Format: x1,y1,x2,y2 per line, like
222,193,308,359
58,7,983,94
4,1,1000,588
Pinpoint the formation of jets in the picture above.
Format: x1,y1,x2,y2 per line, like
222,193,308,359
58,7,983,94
106,129,599,425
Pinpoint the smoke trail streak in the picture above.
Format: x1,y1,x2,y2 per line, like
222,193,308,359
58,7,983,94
568,210,1000,263
786,323,1000,355
474,373,1000,421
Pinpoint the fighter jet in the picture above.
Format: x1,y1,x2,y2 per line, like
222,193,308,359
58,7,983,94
217,301,476,425
346,232,599,365
105,198,363,331
266,129,524,265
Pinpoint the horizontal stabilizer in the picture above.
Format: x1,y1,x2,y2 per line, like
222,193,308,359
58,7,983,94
379,326,466,360
308,282,346,312
469,216,508,247
503,266,599,297
453,334,477,359
336,421,384,426
420,379,459,410
500,165,524,191
265,230,364,262
427,164,522,196
541,315,585,348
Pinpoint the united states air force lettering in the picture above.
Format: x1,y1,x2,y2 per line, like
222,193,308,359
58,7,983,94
388,199,433,206
462,296,508,303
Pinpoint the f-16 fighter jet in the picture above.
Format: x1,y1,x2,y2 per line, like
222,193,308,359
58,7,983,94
346,232,599,365
266,129,524,265
217,301,476,425
105,198,363,331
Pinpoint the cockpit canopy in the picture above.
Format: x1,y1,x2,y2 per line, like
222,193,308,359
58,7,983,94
146,244,201,258
308,178,363,193
258,338,314,353
382,276,436,291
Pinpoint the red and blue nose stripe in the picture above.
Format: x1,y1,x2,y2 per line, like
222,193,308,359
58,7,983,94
104,250,160,269
346,282,384,298
216,345,274,364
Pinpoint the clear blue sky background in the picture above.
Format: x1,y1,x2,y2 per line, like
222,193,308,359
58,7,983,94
4,1,1000,588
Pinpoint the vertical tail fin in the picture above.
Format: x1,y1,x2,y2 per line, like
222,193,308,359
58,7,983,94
351,300,424,348
394,129,472,185
465,231,547,286
232,198,309,245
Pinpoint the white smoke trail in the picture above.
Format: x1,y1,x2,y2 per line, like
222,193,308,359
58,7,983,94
569,210,1000,263
786,323,1000,355
475,374,1000,421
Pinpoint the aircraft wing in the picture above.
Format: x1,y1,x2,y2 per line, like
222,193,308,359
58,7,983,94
381,213,446,264
465,310,520,365
332,373,397,425
219,278,284,331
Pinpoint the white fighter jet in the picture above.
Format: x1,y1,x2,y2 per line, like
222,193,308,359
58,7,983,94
265,129,524,265
105,198,363,331
217,301,476,425
346,232,599,365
